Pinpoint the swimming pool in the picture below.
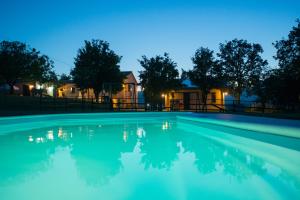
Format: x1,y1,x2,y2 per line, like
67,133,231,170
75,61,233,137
0,112,299,200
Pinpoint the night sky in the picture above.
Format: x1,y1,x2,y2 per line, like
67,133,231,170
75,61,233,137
1,0,299,79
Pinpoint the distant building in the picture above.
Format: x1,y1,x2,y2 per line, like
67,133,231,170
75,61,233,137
0,82,54,97
163,79,225,111
57,71,138,107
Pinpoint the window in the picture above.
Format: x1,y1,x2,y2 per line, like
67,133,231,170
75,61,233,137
211,92,216,103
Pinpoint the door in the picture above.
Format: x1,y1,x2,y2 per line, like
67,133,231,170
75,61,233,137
183,92,190,110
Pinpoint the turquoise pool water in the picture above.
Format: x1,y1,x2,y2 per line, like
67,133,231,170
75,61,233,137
0,113,300,200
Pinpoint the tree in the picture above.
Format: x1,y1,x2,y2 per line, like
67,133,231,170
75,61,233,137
271,19,300,106
71,40,124,102
217,39,268,103
138,53,181,106
59,73,71,83
186,47,217,110
0,40,56,94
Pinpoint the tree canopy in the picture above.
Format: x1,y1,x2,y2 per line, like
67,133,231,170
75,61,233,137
139,53,181,105
267,19,300,106
217,39,268,103
0,40,56,94
71,40,124,101
186,47,217,109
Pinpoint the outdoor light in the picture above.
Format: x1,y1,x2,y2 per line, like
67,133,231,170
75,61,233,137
161,94,165,98
36,83,43,89
29,84,34,90
223,92,228,96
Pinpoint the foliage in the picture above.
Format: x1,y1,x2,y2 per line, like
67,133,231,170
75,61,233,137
57,73,71,85
0,40,56,94
71,40,124,101
217,39,268,103
186,47,217,109
269,19,300,106
138,53,181,105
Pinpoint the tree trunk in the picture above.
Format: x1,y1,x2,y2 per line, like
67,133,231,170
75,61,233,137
196,92,200,112
220,89,224,109
236,92,241,105
203,94,208,112
201,93,207,111
94,90,100,103
80,90,85,99
9,84,14,94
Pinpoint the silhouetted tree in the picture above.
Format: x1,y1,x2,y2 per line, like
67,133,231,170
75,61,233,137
0,41,55,94
139,53,181,106
71,40,124,102
271,19,300,106
186,47,217,110
59,73,71,83
217,39,268,103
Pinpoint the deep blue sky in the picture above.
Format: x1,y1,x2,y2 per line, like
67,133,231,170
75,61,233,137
1,0,299,79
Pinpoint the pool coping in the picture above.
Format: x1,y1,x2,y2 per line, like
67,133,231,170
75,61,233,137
0,112,299,138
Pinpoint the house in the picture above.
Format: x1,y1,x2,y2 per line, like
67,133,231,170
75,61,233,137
0,82,54,97
163,79,225,111
57,71,138,108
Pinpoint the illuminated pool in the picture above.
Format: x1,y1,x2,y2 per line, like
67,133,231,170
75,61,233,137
0,113,299,200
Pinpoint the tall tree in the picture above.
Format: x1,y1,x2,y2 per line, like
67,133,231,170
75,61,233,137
59,73,71,84
186,47,217,110
139,53,181,105
272,19,300,106
0,40,56,94
71,40,124,102
217,39,268,103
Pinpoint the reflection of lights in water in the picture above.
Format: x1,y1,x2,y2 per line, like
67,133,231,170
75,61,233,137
136,128,146,138
58,128,63,138
28,136,34,142
162,121,170,130
88,129,94,139
47,130,54,141
123,131,128,142
36,137,44,143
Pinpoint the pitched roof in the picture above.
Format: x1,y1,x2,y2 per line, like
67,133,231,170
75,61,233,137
121,71,132,76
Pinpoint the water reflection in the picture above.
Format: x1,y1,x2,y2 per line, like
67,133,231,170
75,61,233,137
139,122,179,170
0,127,68,185
69,125,137,185
175,130,267,180
0,120,299,199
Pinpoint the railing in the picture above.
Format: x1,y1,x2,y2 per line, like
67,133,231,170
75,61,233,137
0,95,299,116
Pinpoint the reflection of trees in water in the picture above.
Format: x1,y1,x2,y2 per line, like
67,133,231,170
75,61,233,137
139,123,180,170
1,121,296,190
0,127,68,185
175,130,267,181
70,124,137,186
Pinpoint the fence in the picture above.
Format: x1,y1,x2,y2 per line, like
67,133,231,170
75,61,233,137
0,95,299,115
